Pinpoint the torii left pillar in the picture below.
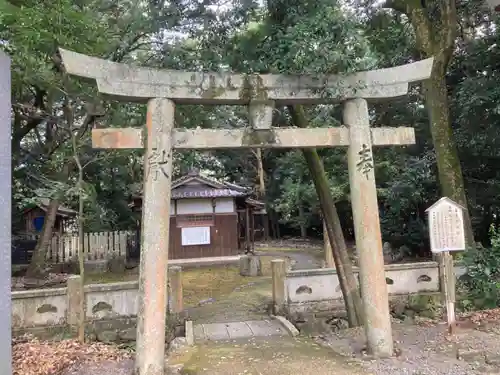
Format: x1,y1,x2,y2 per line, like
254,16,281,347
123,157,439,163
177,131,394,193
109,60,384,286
135,98,175,375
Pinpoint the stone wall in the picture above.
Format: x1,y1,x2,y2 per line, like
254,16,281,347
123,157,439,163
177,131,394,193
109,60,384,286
11,276,185,345
284,261,466,314
11,282,141,329
85,281,139,320
12,288,68,328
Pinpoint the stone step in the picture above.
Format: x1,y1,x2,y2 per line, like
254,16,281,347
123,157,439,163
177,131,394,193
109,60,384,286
193,320,290,342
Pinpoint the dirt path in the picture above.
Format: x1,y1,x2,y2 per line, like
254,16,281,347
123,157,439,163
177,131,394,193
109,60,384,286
186,250,322,324
174,336,369,375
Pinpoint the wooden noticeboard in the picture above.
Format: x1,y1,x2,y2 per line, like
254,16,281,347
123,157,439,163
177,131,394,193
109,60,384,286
425,197,467,334
427,197,466,253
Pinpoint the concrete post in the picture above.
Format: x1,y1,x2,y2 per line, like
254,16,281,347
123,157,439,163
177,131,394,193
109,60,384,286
271,259,286,315
67,275,82,327
168,266,183,314
323,219,335,268
135,98,175,375
344,98,393,357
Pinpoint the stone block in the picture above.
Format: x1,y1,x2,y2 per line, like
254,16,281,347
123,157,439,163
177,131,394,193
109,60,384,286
107,256,126,273
84,260,108,273
118,327,136,342
485,353,500,366
457,348,486,363
239,255,262,277
96,330,118,343
168,337,187,352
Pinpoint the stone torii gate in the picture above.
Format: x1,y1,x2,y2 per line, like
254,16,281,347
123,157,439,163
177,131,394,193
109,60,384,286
59,48,433,374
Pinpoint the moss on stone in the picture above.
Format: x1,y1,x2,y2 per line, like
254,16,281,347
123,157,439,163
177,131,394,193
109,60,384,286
239,75,269,102
408,294,441,313
241,129,277,146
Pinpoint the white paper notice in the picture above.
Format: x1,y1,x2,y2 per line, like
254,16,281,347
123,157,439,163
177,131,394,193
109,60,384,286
181,226,211,246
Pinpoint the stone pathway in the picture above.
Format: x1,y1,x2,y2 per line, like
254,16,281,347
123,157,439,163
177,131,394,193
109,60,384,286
186,277,272,324
193,320,289,342
186,251,322,325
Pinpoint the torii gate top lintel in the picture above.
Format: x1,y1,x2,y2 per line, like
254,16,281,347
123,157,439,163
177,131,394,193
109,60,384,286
58,48,434,105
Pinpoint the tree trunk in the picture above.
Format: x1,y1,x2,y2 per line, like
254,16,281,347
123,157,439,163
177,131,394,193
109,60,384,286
77,166,86,343
255,148,266,197
385,0,475,248
428,56,473,247
423,72,475,247
298,202,307,238
26,199,60,278
263,214,270,241
323,219,335,267
289,105,363,327
254,148,270,240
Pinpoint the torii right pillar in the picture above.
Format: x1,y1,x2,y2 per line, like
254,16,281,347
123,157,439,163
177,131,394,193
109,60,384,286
344,98,393,357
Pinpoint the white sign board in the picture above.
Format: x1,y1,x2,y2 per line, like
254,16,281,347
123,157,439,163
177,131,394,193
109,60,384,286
426,197,466,253
181,226,211,246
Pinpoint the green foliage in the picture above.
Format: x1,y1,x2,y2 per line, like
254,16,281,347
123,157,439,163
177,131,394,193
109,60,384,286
6,0,500,263
461,226,500,310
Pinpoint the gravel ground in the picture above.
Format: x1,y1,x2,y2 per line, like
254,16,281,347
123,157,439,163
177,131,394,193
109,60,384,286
320,318,500,375
44,314,500,375
62,360,135,375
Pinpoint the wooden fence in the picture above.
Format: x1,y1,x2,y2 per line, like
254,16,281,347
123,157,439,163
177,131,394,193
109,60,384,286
13,231,134,263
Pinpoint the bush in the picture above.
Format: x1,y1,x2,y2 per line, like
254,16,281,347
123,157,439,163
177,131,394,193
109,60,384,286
460,225,500,310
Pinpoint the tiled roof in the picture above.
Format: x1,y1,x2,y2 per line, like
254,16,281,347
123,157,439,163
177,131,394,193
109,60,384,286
171,172,250,193
132,170,252,200
171,187,248,199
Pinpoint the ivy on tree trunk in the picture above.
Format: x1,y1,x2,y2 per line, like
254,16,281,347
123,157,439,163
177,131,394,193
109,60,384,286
385,0,475,247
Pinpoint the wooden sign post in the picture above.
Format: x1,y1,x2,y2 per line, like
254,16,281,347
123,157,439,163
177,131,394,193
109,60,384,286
425,197,467,334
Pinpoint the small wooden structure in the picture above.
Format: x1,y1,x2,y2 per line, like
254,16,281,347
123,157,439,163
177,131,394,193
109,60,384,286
130,170,265,259
20,198,77,235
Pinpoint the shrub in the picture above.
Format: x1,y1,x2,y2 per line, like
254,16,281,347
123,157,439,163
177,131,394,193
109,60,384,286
460,225,500,310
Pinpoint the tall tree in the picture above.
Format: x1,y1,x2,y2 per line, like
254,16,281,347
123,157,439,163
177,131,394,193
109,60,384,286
262,0,379,325
383,0,475,246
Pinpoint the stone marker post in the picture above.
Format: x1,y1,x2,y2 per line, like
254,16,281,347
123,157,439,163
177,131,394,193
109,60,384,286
67,275,83,328
135,98,175,375
168,266,183,314
0,51,11,375
271,259,286,315
344,98,393,357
